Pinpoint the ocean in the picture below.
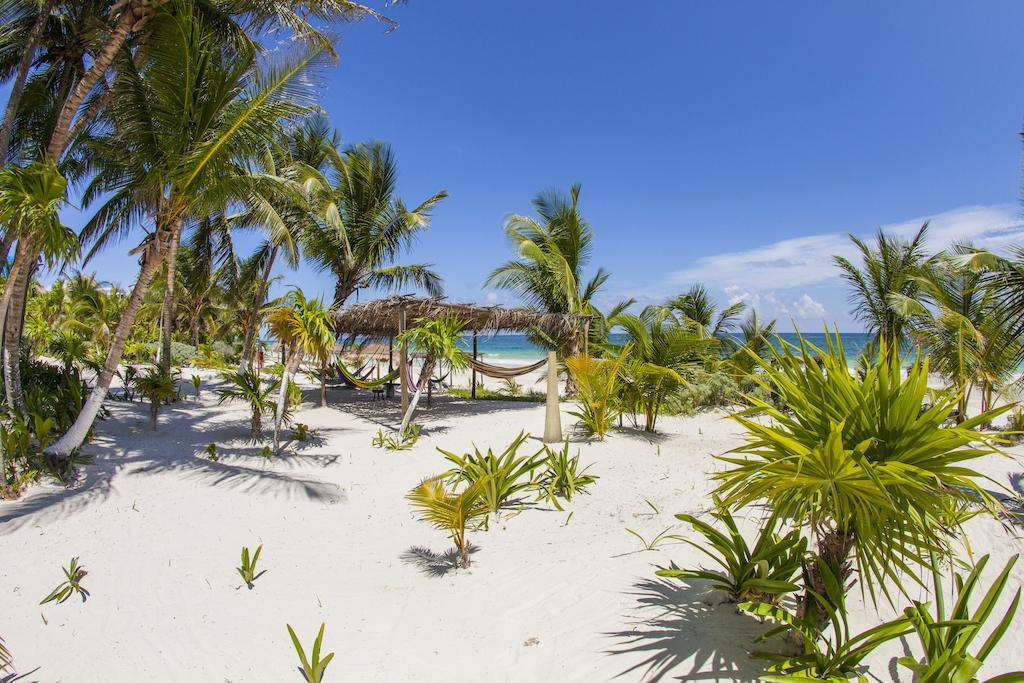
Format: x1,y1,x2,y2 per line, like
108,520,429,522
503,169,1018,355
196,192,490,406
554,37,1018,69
459,331,876,364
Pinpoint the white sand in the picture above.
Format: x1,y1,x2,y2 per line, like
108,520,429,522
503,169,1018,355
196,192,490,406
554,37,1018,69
1,369,1022,681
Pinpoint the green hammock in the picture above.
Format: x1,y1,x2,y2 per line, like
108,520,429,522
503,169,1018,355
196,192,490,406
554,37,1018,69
338,363,400,390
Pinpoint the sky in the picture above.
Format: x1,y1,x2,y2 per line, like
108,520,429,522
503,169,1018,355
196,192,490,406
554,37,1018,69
69,1,1024,331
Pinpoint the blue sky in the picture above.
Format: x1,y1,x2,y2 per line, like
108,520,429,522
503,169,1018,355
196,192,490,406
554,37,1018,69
70,1,1024,330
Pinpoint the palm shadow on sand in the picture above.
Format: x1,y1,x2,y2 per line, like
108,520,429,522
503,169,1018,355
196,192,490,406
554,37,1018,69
400,544,480,577
604,577,774,682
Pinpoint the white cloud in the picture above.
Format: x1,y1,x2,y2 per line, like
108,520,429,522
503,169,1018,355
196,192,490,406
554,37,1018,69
793,293,826,319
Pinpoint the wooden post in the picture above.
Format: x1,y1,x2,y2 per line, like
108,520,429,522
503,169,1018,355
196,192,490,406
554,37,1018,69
543,351,562,443
399,309,409,416
583,320,590,356
471,332,478,399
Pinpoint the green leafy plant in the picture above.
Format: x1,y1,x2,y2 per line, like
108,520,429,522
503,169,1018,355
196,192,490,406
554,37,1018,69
40,557,89,605
217,369,278,442
565,348,629,439
372,424,419,451
499,377,522,396
237,544,265,589
286,623,334,683
1005,408,1024,443
117,365,139,401
262,445,272,458
535,438,598,509
898,553,1023,683
440,431,543,518
190,374,202,399
292,423,311,442
625,526,678,551
656,504,806,603
203,443,219,461
134,366,178,431
407,475,490,568
740,558,912,681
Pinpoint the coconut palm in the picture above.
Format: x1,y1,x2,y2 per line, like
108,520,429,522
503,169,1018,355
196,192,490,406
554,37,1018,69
486,183,606,356
723,310,777,376
666,284,745,343
216,369,278,441
266,290,335,453
396,314,468,435
134,365,177,430
833,223,930,354
407,474,490,569
715,331,1009,632
302,141,447,308
48,0,326,457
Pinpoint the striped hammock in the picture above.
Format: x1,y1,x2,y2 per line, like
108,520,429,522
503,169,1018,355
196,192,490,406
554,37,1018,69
338,363,400,390
466,357,547,379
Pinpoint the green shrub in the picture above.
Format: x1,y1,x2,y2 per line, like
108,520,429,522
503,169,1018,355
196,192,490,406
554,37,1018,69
40,557,89,605
217,369,277,442
146,341,196,367
205,443,218,461
1004,408,1024,444
656,503,806,603
447,387,545,402
535,439,598,509
372,424,419,451
440,431,543,518
565,351,628,440
663,370,741,415
286,623,334,683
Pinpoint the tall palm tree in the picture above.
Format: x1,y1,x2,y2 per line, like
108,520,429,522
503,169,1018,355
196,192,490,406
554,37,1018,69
48,0,326,456
833,223,930,353
486,183,607,355
724,310,777,376
666,284,745,342
302,141,447,308
266,290,335,452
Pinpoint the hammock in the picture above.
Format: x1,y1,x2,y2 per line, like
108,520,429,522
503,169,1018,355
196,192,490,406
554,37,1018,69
466,357,547,379
338,363,400,390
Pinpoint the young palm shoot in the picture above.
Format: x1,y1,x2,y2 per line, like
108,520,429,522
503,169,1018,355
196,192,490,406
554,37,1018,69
237,544,265,589
190,374,202,400
286,623,334,683
407,475,490,569
40,557,88,605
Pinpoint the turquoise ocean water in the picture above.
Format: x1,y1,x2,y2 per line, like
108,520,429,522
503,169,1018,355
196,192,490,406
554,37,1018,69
460,332,875,363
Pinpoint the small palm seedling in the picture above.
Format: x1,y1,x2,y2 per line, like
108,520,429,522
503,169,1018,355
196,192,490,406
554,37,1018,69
898,553,1023,682
237,544,265,589
535,439,598,509
286,623,334,683
372,424,419,451
500,377,522,396
190,374,202,400
262,445,272,458
40,557,88,605
625,526,679,551
292,423,311,442
740,559,912,681
217,369,278,442
440,431,543,519
205,443,218,461
656,503,806,603
135,367,178,430
407,475,490,568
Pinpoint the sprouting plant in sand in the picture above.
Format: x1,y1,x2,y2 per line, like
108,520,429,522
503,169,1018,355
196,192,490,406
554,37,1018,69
287,623,334,683
262,445,272,458
134,366,178,431
40,557,88,605
656,503,806,603
291,423,311,442
535,438,598,509
190,374,202,399
624,526,678,551
237,544,265,589
372,424,419,451
205,443,218,461
407,475,490,569
440,431,543,519
217,369,278,442
897,553,1023,682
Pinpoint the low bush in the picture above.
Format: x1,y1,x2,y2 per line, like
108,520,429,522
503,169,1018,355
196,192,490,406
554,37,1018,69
535,439,598,509
447,387,545,402
663,370,742,416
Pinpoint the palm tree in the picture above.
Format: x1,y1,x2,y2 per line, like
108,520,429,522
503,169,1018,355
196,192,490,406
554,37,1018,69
134,365,177,431
833,223,930,354
396,314,469,435
486,183,607,356
407,474,490,569
302,141,447,308
216,369,278,441
724,310,777,376
48,0,326,456
266,290,335,453
666,284,745,343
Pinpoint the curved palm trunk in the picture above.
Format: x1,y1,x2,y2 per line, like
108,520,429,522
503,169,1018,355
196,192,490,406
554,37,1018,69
239,246,278,372
159,230,181,374
398,358,435,436
0,236,33,354
49,218,180,457
251,407,262,441
0,0,54,162
2,257,35,415
0,231,15,276
273,347,301,453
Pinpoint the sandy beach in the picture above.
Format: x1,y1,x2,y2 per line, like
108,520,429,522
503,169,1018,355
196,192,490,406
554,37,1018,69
2,368,1021,682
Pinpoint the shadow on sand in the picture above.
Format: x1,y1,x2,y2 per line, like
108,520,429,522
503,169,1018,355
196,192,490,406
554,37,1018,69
400,544,480,577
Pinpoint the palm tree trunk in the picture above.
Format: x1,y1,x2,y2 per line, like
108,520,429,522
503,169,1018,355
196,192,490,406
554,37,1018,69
251,407,262,441
0,230,16,276
159,229,181,375
319,359,327,407
148,397,158,430
273,349,301,453
239,246,278,372
2,256,35,416
399,358,434,436
0,0,53,162
45,1,152,162
0,235,33,356
48,218,179,457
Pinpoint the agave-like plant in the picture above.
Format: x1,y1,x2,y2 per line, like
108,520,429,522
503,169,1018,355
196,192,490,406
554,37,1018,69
535,438,598,509
716,330,1010,629
406,475,490,568
440,431,544,519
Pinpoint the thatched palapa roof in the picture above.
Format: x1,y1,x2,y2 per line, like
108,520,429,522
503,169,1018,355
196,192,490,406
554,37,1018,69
331,295,592,338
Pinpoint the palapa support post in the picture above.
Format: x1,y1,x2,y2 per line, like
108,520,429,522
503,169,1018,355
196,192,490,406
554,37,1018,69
471,332,478,399
583,320,590,356
543,351,562,443
399,308,408,417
